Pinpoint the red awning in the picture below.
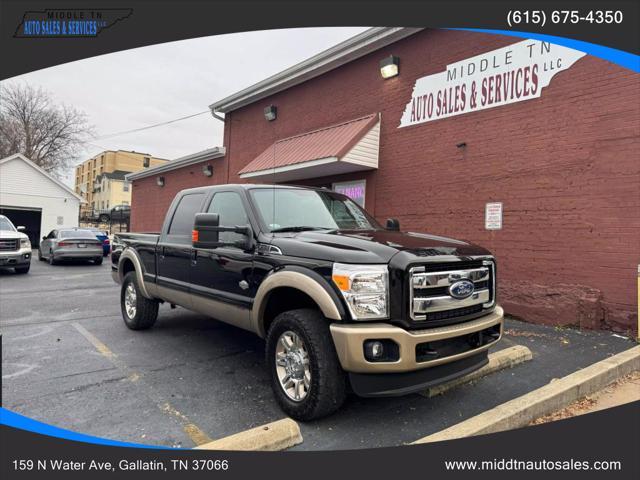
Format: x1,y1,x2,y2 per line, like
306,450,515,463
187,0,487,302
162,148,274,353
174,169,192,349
239,113,380,182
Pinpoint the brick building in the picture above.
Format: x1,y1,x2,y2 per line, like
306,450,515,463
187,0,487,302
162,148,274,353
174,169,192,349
129,28,639,334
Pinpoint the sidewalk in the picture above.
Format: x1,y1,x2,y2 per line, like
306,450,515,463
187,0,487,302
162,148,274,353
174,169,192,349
531,370,640,425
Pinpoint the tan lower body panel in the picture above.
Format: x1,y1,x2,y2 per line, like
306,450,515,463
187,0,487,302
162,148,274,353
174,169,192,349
330,306,504,373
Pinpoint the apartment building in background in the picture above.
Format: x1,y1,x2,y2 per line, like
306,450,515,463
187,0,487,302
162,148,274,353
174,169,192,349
92,170,132,211
74,150,168,210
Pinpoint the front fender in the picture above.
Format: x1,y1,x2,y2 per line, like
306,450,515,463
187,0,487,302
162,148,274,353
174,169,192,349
251,266,346,337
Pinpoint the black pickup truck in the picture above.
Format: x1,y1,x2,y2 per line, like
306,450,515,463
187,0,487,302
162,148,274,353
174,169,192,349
112,184,503,420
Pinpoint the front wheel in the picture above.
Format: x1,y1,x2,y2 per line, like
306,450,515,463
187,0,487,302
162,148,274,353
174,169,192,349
15,265,30,274
266,309,346,421
121,272,159,330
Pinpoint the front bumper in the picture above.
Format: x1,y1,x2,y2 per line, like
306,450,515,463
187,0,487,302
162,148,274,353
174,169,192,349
0,248,32,267
330,306,503,374
349,351,488,397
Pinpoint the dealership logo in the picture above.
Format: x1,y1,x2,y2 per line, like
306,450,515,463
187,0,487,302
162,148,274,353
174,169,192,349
14,8,133,38
399,39,586,128
449,279,475,300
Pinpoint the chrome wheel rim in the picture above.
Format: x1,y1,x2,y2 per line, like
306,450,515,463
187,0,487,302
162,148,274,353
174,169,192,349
124,283,137,319
275,330,310,402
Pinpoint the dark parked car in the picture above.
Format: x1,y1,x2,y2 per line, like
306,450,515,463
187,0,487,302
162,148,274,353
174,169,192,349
86,227,111,256
110,204,131,223
38,228,104,265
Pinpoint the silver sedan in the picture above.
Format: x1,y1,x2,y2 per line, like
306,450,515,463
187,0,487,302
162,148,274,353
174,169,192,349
38,228,104,265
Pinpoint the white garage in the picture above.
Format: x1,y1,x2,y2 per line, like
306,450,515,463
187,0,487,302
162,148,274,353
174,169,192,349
0,154,84,247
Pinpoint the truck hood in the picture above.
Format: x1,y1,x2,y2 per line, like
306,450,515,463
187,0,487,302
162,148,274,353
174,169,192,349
270,229,491,264
0,230,28,240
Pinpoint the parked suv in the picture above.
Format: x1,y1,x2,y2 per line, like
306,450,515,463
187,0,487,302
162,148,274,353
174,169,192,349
0,215,32,274
111,185,503,420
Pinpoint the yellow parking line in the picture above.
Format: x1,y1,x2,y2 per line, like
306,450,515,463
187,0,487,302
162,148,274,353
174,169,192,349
71,322,213,446
72,322,117,360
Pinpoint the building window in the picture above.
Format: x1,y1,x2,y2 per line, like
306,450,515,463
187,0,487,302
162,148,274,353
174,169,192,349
123,181,130,192
143,157,150,167
122,201,129,205
333,180,367,207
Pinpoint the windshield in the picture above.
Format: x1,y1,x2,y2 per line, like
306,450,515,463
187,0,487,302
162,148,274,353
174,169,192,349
250,188,380,232
59,230,98,239
0,217,16,232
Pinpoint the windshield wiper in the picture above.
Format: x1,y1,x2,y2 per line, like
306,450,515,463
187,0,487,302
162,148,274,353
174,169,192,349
270,226,334,233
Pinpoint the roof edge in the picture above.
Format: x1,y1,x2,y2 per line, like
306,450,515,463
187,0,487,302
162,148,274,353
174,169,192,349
126,147,226,181
0,153,85,203
209,27,423,113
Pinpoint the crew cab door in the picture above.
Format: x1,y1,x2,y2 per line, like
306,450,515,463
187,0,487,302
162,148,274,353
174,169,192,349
189,191,255,330
157,192,206,308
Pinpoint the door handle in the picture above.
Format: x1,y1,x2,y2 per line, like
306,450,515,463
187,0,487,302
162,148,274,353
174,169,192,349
159,246,165,260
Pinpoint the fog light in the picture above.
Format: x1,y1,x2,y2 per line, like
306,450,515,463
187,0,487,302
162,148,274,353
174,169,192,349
363,339,399,362
365,340,384,360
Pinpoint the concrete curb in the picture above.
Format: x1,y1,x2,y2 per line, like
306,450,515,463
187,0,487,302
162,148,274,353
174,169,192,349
413,344,640,444
422,345,533,398
194,418,302,451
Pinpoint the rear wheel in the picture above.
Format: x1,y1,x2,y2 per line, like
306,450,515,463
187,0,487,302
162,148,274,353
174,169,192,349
121,272,159,330
38,249,43,261
99,214,110,223
15,265,30,274
266,309,346,421
93,257,103,265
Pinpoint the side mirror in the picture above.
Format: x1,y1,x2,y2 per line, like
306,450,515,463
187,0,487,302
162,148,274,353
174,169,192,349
42,236,47,241
17,226,26,232
386,218,400,231
193,213,220,248
193,213,254,251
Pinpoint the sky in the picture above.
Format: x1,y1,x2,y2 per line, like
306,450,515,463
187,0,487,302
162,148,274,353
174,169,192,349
3,27,368,186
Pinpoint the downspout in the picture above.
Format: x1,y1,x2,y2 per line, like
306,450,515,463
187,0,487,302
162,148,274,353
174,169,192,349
210,107,231,183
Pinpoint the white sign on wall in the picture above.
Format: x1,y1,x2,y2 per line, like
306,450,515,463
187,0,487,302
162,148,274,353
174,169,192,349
399,39,586,128
485,202,503,230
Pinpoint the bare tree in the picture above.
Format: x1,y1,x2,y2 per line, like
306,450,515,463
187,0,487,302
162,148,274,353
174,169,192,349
0,82,94,178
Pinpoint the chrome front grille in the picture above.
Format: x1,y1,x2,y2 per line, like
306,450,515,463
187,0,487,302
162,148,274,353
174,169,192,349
409,259,495,321
0,239,18,251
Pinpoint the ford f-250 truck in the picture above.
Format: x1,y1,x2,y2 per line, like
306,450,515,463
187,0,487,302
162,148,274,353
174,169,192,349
111,184,503,420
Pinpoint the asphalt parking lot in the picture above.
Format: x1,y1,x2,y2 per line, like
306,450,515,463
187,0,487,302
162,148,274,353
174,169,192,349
1,254,636,450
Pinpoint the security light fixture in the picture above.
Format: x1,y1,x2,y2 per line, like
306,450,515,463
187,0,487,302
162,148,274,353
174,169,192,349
264,105,277,121
203,164,213,177
157,176,165,187
380,55,399,79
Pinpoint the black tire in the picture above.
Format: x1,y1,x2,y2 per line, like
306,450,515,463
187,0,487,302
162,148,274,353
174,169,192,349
15,265,30,274
266,309,346,421
38,249,44,261
99,214,110,223
48,252,57,265
121,271,159,330
94,257,103,265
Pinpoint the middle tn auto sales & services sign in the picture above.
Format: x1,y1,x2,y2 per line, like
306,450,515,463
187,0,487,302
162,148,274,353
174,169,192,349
399,39,586,127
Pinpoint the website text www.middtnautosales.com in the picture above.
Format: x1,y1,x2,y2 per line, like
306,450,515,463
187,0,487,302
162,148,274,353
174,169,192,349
445,458,623,472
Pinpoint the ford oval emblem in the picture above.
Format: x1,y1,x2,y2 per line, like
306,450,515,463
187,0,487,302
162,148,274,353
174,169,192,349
449,279,475,299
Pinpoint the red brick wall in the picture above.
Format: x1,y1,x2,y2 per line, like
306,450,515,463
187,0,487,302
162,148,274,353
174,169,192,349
131,29,639,333
130,159,226,232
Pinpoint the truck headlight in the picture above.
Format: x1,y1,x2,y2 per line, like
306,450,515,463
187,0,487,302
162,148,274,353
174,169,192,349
20,238,31,249
332,263,388,320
